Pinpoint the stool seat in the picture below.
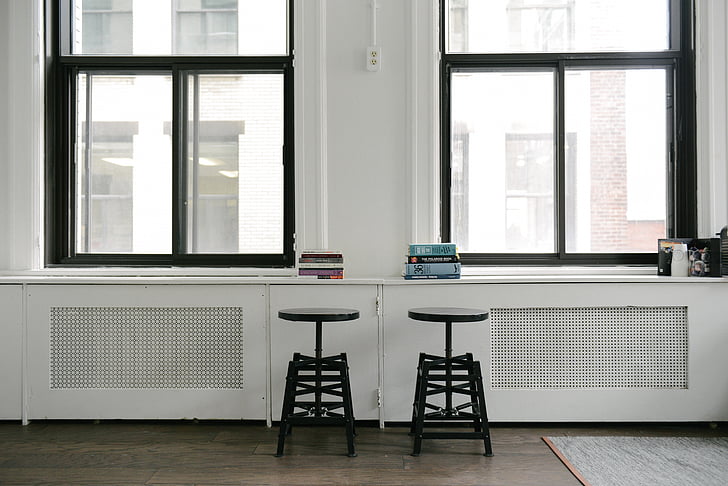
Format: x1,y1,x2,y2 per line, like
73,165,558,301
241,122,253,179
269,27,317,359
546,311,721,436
408,307,488,323
276,307,359,457
279,308,360,322
408,306,493,457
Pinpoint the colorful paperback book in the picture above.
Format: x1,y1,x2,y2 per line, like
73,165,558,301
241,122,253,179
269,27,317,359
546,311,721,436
299,257,344,264
408,243,457,256
404,274,460,280
298,268,344,276
404,262,461,276
298,262,345,268
301,249,343,258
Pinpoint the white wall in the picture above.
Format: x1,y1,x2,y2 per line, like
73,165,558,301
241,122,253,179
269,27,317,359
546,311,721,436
0,0,42,271
0,0,724,275
696,0,728,236
325,0,408,276
296,0,437,276
0,1,9,269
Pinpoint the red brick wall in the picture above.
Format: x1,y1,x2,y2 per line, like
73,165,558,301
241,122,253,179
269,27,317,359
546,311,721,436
590,70,628,252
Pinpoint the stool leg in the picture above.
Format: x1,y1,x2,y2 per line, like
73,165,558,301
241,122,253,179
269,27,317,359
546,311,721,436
472,361,493,456
410,352,427,434
411,360,431,456
340,353,357,438
464,353,482,432
275,360,297,457
314,322,323,417
444,322,453,414
338,360,357,457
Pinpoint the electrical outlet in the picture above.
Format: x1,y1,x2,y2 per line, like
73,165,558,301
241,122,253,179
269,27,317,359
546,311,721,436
367,45,381,72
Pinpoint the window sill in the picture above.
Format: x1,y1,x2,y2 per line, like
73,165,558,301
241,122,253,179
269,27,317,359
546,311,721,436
459,265,656,277
0,266,725,286
0,266,298,278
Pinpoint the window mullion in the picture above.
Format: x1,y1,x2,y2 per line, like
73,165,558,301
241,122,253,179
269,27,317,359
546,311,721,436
190,73,200,253
83,73,93,254
172,66,183,259
556,60,566,258
666,64,676,238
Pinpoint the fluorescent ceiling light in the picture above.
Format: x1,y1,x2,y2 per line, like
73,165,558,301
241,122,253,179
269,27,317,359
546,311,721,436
199,157,222,166
218,170,239,178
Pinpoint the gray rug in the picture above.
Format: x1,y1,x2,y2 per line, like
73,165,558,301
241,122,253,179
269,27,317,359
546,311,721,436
543,436,728,486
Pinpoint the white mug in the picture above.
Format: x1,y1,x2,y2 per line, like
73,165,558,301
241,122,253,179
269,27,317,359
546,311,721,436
671,243,689,277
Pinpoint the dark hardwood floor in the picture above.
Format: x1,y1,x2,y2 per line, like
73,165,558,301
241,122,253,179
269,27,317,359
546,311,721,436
0,420,725,485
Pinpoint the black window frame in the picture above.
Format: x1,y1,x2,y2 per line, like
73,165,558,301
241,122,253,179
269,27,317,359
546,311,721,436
45,0,295,267
439,0,697,266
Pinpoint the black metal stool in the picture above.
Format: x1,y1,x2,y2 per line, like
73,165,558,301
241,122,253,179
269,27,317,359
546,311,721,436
275,307,359,457
408,307,493,457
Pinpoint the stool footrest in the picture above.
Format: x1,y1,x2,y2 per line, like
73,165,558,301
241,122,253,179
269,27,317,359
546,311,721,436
277,352,356,458
290,375,348,383
410,354,492,456
417,431,490,440
285,416,350,425
424,385,478,396
416,411,482,420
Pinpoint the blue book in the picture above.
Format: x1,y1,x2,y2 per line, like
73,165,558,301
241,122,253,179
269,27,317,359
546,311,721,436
408,243,457,256
404,262,461,276
404,274,460,280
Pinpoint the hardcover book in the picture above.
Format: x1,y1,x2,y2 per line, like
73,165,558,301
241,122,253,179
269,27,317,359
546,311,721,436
408,243,457,256
404,262,461,276
408,255,459,263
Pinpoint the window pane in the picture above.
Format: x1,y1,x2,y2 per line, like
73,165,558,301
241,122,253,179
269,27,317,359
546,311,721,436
185,73,284,254
175,11,238,55
447,0,669,53
565,68,667,253
76,73,172,254
79,0,133,54
71,0,287,55
450,70,555,253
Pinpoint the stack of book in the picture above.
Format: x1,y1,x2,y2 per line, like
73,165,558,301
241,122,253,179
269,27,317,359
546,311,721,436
298,250,344,279
404,243,461,280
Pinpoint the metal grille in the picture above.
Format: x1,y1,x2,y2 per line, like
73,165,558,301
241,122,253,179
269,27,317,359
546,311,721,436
490,306,688,389
50,307,244,389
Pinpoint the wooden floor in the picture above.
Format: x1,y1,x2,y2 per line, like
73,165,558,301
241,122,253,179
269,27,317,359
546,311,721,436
0,421,725,485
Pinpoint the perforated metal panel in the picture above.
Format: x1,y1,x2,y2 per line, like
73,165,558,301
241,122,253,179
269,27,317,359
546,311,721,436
50,307,244,389
490,306,687,389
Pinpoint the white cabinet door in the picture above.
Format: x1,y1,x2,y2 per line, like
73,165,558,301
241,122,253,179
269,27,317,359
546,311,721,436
0,285,22,419
269,284,381,421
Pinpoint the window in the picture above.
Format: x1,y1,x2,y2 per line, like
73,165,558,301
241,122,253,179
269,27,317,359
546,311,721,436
46,0,294,266
175,0,238,55
441,0,696,265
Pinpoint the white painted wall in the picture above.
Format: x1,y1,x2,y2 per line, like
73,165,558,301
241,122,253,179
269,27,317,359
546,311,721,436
0,0,42,271
0,1,9,270
0,0,724,274
696,0,728,237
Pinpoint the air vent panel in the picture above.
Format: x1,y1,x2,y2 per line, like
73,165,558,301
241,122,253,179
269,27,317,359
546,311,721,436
490,306,688,389
50,306,244,389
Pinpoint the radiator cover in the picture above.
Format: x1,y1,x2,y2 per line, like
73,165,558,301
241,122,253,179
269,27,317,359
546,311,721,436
489,306,688,389
50,306,244,390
